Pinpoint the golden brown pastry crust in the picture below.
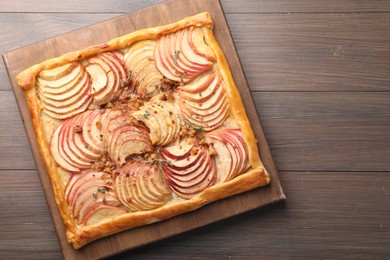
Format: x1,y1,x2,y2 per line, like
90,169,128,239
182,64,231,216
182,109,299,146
16,12,270,249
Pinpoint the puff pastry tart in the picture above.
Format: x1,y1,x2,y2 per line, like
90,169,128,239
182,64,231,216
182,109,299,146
16,12,270,249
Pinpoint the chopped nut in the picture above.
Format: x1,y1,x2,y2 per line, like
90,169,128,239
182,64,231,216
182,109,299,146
74,125,82,133
208,145,218,156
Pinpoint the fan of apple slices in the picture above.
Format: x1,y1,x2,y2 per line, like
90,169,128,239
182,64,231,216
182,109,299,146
41,25,255,226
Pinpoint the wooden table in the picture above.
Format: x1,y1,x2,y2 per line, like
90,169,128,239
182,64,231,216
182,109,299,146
1,1,389,259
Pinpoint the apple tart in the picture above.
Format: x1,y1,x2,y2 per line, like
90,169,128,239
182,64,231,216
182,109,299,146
16,12,270,249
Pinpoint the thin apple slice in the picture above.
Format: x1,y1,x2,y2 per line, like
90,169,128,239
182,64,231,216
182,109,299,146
86,63,107,96
101,52,127,100
114,135,153,166
38,63,76,81
205,128,249,182
132,108,162,145
124,40,163,98
171,30,201,75
175,29,207,72
39,71,90,109
82,202,126,226
82,110,104,154
178,72,215,94
188,27,216,61
154,36,185,83
204,136,233,183
116,161,172,211
37,65,83,93
42,90,92,120
160,138,194,160
71,111,102,161
88,55,117,105
50,120,80,173
65,170,125,225
180,28,213,67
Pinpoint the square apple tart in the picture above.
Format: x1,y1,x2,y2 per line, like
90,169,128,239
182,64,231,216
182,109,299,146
16,12,270,249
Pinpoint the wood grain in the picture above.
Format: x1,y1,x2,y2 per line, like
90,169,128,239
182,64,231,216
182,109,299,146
2,13,388,91
1,0,390,13
1,170,388,259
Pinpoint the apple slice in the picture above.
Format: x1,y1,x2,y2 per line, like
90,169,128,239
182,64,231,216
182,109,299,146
115,161,172,211
37,64,83,92
85,63,107,95
133,98,181,146
188,27,216,61
87,52,127,105
154,27,214,83
124,40,163,98
82,110,104,154
37,63,92,120
175,29,207,72
178,74,230,131
38,63,76,81
205,128,249,182
65,170,126,225
39,71,90,109
161,140,217,199
50,120,80,173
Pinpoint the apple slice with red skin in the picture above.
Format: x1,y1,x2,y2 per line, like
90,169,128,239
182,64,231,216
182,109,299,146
180,28,213,67
205,128,249,182
181,83,226,113
224,130,250,174
177,72,216,94
101,52,128,99
175,29,208,72
37,65,83,94
110,125,152,161
69,111,101,162
154,35,185,83
168,162,216,199
161,140,217,199
85,63,107,96
164,152,209,184
61,116,96,169
171,30,202,75
160,138,195,161
132,108,161,145
38,69,88,105
204,136,232,183
87,55,117,105
116,161,172,211
81,198,126,225
168,156,214,189
114,134,153,166
82,110,104,155
50,120,80,173
56,117,90,170
65,170,126,225
188,27,216,62
38,63,78,83
66,170,105,207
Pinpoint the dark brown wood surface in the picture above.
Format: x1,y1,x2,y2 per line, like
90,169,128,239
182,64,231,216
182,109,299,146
0,0,389,259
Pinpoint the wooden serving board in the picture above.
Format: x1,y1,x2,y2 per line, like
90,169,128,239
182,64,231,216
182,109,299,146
2,0,285,259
